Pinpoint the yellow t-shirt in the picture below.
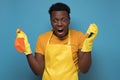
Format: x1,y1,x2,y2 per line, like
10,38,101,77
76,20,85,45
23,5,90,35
35,29,85,69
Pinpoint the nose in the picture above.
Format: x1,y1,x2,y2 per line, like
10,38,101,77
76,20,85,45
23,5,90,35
57,21,62,26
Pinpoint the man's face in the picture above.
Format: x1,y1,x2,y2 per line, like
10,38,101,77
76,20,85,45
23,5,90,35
50,11,70,38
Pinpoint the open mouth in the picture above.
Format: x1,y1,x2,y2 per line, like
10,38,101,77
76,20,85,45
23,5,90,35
57,29,64,34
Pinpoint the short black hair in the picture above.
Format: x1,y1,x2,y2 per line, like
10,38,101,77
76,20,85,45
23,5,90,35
48,2,70,18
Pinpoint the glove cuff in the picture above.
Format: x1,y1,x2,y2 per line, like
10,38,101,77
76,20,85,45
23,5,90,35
81,39,93,52
24,43,32,55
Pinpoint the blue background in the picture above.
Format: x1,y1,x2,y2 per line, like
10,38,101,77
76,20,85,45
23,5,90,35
0,0,120,80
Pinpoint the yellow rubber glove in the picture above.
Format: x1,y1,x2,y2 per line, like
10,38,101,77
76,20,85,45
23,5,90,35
81,24,98,52
14,29,32,55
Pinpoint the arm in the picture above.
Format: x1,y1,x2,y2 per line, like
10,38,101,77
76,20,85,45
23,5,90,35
26,53,44,75
14,29,44,76
78,49,91,73
78,24,98,73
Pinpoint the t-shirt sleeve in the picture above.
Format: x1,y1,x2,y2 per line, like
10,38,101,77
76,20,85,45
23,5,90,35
35,35,44,55
78,32,85,49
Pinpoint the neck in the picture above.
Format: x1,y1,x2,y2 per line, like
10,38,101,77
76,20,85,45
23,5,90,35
53,31,69,40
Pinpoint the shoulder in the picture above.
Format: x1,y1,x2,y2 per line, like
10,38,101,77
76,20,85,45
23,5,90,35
70,29,85,44
70,29,85,49
37,30,52,40
70,29,85,37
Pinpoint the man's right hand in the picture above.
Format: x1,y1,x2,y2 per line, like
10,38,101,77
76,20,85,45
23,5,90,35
14,29,32,55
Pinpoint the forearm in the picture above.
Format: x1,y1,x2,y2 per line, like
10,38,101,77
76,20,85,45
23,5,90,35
14,29,44,75
78,51,91,73
78,24,98,73
26,54,44,75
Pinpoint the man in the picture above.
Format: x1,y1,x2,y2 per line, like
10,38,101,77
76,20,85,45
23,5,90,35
15,2,98,80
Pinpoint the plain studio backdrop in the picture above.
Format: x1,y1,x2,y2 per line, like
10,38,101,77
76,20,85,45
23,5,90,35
0,0,120,80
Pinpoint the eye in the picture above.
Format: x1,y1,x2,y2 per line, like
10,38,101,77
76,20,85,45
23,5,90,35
52,19,58,23
62,18,68,22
